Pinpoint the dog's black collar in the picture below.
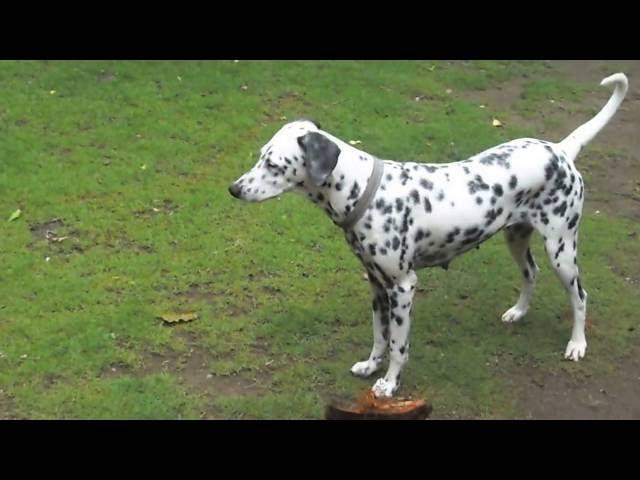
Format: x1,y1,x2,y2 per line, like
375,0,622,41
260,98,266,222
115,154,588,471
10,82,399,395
339,157,384,231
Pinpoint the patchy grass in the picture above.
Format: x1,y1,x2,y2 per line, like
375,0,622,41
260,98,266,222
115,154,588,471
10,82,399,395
0,60,637,419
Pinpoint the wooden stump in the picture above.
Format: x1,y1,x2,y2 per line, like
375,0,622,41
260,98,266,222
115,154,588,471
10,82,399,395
325,390,432,420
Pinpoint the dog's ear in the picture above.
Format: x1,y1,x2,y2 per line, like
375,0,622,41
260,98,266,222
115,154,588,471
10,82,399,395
297,132,340,187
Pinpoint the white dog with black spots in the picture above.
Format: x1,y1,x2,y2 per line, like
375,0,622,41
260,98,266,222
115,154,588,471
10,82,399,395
229,73,628,398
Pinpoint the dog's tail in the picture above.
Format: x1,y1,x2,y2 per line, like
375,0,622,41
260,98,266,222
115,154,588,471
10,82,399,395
559,72,628,161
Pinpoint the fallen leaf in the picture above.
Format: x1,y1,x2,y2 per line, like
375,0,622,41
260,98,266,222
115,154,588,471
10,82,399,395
159,312,199,324
445,88,452,94
492,118,504,127
428,65,436,72
49,90,56,95
177,76,182,82
479,104,486,109
8,209,21,221
240,85,248,91
140,164,147,170
349,140,362,145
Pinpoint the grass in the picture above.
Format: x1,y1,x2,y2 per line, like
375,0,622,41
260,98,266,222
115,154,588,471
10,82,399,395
0,60,637,419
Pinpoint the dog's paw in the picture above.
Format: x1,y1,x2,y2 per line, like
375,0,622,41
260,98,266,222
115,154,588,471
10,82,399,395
372,378,397,398
350,360,380,378
564,339,587,362
501,305,527,323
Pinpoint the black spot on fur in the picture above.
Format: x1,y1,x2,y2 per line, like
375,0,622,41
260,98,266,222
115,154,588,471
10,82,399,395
576,277,585,301
348,182,361,200
525,249,536,270
420,178,434,190
446,227,461,244
468,175,490,194
568,213,580,229
509,175,518,190
553,201,568,217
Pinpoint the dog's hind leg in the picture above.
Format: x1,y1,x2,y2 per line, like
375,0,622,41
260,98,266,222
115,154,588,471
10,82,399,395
542,228,588,361
350,276,389,378
502,223,539,323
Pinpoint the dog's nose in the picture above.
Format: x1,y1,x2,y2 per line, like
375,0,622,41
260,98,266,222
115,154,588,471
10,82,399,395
228,183,242,199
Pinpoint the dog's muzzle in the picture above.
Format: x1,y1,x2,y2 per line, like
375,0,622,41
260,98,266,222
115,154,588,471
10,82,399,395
228,183,242,199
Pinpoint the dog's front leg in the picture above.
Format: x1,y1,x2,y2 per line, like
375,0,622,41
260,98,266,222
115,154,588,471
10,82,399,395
351,276,389,378
372,271,417,398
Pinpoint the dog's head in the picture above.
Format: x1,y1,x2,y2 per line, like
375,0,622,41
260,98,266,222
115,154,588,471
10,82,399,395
228,119,341,202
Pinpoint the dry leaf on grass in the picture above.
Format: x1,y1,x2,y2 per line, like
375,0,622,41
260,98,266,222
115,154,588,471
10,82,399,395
492,118,504,127
159,312,199,324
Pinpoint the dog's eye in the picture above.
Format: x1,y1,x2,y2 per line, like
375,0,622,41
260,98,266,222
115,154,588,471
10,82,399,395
266,160,278,170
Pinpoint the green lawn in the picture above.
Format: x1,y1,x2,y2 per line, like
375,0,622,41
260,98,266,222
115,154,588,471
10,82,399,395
0,60,637,419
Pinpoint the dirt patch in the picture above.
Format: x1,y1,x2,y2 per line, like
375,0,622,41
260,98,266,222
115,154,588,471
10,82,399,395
97,71,116,82
502,354,640,419
176,283,221,304
262,91,315,123
458,77,529,119
28,218,88,256
0,390,20,420
30,218,65,241
100,330,270,419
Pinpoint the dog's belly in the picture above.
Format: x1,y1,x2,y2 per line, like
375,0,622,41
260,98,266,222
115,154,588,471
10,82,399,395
411,206,510,269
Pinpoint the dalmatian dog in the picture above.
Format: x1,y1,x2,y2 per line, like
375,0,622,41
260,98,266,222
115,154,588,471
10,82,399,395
229,73,628,398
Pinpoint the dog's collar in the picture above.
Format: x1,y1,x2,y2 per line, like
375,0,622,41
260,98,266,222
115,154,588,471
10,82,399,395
339,157,384,231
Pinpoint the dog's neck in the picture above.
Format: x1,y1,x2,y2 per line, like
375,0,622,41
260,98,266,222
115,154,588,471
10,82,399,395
295,137,377,227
